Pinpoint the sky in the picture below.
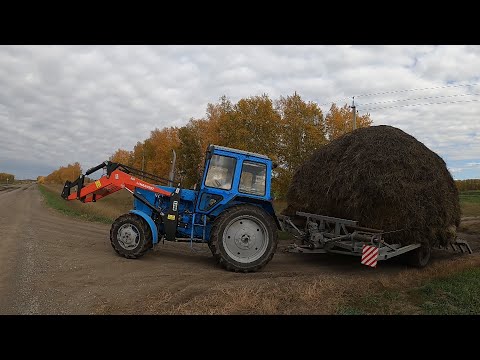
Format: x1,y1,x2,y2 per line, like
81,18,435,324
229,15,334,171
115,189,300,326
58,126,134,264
0,45,479,180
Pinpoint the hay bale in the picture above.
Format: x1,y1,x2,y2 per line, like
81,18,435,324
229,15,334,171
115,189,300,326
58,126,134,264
284,125,460,247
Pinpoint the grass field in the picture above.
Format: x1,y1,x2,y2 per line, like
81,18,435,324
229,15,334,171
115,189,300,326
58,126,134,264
339,263,480,315
39,184,132,223
459,190,480,217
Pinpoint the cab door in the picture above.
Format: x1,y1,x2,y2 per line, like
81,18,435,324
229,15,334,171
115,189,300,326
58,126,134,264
196,152,238,214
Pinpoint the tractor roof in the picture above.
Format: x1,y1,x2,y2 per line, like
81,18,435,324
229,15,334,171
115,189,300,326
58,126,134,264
210,145,270,160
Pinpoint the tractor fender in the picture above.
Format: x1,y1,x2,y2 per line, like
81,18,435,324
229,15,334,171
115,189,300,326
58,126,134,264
129,210,159,244
227,196,282,230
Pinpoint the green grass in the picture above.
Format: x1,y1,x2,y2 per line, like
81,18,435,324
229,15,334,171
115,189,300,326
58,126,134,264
419,268,480,314
38,184,115,224
460,190,480,217
460,190,480,202
338,267,480,315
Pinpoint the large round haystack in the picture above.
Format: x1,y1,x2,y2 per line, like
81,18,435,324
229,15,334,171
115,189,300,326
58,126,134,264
284,125,460,247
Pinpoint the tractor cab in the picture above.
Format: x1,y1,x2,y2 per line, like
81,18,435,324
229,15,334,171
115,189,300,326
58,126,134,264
196,145,274,217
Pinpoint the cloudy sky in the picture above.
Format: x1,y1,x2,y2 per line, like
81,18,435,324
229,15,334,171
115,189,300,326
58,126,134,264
0,45,479,180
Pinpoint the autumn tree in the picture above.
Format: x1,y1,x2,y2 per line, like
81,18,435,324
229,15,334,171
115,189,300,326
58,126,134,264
109,130,179,184
0,172,15,183
274,93,327,198
176,119,204,188
101,93,374,198
325,103,372,140
204,96,230,148
130,141,146,171
110,149,132,165
455,179,480,191
218,94,281,159
145,127,180,179
44,162,81,184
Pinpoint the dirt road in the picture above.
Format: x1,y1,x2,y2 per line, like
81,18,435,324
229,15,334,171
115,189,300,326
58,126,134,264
0,184,478,314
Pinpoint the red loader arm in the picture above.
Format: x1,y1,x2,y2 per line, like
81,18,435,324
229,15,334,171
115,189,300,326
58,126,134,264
61,161,173,203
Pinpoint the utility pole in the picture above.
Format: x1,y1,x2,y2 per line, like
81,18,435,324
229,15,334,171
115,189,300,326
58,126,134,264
142,144,145,172
168,149,176,187
350,96,357,130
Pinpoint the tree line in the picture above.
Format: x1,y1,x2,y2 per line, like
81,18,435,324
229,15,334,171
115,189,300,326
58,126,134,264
42,162,82,184
0,172,15,183
455,179,480,191
110,93,372,199
43,93,372,198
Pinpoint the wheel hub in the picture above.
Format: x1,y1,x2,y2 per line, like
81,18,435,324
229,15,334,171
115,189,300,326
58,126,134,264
235,230,255,249
117,224,140,250
223,216,268,263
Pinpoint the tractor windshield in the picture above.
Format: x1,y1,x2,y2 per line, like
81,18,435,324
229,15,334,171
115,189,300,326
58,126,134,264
204,154,236,190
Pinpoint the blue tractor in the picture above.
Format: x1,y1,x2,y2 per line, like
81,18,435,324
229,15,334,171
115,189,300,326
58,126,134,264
62,145,279,272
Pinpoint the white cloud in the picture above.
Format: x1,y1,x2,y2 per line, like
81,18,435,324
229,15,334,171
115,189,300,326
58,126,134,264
0,45,479,179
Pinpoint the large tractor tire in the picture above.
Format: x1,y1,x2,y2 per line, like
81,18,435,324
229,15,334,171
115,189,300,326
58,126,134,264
110,213,153,259
405,244,431,268
209,204,278,272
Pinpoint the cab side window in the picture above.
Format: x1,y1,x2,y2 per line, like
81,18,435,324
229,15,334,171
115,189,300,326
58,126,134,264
239,161,266,196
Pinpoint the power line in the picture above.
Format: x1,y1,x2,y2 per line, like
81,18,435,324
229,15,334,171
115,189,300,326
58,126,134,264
355,83,479,98
358,93,480,106
319,98,350,107
317,83,480,108
318,83,480,106
359,99,480,111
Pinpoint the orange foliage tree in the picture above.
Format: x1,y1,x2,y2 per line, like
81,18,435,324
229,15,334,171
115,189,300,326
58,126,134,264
110,149,132,166
456,179,480,191
325,103,372,140
104,93,374,199
274,93,327,197
44,162,82,184
0,172,15,183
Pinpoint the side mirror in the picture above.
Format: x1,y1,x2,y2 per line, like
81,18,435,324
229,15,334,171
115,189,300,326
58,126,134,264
272,162,278,169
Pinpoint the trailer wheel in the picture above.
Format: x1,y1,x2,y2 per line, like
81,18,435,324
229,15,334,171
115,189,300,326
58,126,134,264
406,245,431,268
110,213,153,259
209,204,278,273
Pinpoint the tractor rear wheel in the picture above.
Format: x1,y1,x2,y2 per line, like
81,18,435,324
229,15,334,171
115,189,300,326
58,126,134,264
110,213,153,259
209,204,278,272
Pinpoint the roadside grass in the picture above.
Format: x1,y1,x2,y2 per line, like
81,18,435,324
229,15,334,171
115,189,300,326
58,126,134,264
38,184,132,224
338,256,480,315
97,254,480,315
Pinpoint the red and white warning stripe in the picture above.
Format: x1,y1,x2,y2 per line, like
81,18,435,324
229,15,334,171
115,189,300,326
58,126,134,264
361,245,379,267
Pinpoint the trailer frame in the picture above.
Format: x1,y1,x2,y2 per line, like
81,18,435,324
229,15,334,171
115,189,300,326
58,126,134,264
278,211,472,266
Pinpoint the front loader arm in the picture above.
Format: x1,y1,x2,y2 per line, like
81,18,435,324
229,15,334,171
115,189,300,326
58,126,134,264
61,161,173,203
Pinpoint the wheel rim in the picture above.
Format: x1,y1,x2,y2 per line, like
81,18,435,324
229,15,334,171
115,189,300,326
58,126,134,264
117,223,140,250
222,215,269,263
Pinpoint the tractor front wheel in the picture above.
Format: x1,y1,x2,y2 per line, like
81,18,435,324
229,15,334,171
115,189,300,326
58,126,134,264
110,213,153,259
209,205,278,272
